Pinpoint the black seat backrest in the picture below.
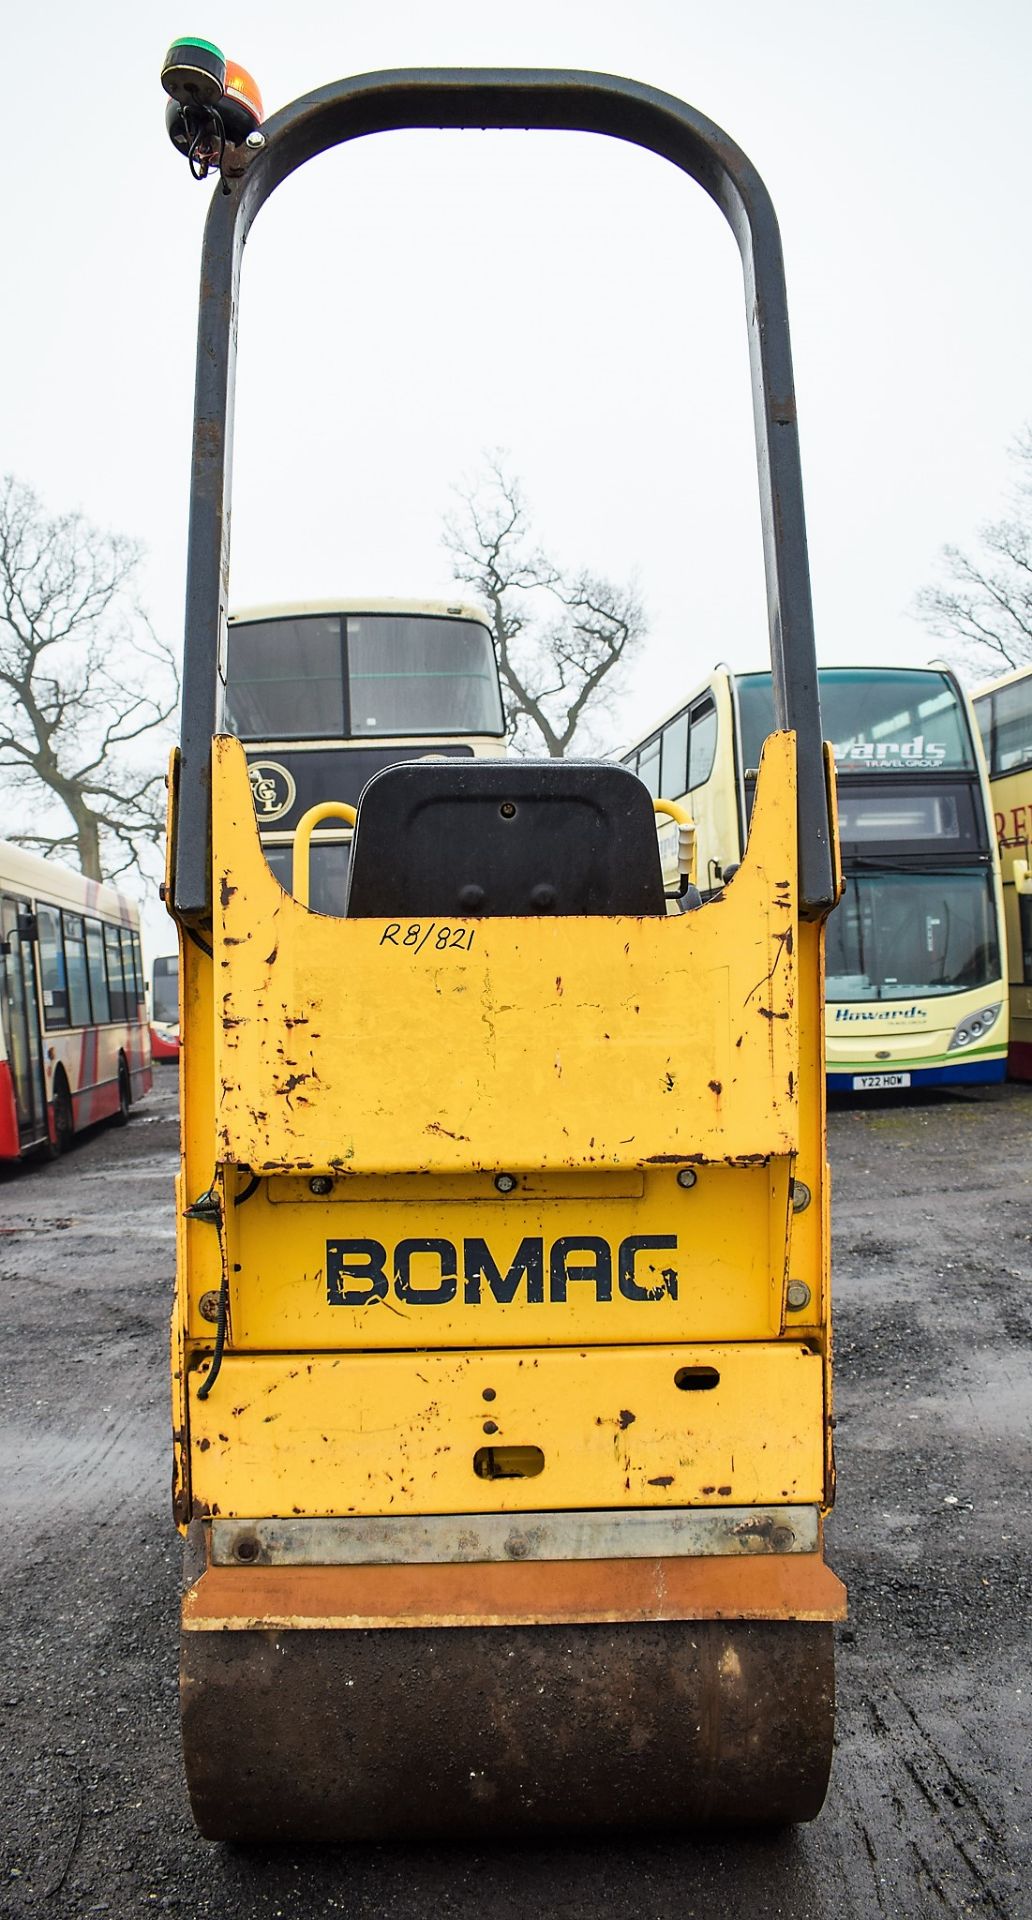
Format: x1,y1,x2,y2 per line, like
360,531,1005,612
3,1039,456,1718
344,760,666,918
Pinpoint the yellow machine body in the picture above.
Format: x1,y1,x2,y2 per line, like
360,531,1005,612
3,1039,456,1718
170,729,843,1837
165,66,845,1841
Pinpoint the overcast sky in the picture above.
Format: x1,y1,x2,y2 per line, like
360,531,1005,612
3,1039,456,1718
3,0,1031,954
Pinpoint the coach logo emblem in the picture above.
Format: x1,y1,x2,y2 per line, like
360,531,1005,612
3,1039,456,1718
248,760,296,822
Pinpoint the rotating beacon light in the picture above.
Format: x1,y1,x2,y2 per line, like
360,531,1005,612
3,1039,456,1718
160,37,226,108
219,62,264,143
161,39,264,181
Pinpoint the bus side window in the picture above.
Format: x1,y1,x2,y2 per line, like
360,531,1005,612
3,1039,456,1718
131,933,145,1013
688,697,718,788
103,924,127,1022
85,920,111,1023
994,683,1032,775
121,927,141,1015
660,713,689,799
61,912,93,1026
37,906,70,1028
638,736,661,799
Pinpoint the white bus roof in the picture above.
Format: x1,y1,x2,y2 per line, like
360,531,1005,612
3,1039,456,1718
972,660,1032,700
0,839,139,926
622,662,965,757
229,598,492,626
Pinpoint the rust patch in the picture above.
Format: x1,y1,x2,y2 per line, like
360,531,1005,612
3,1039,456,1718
220,876,236,908
648,1475,674,1487
617,1409,636,1429
708,1080,722,1095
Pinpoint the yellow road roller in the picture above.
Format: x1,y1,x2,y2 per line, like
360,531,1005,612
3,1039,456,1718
164,58,845,1841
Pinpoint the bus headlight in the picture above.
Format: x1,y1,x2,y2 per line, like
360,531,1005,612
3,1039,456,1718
947,1004,1001,1051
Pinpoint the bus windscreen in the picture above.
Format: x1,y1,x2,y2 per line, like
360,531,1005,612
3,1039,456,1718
225,613,505,740
737,669,976,775
825,870,1000,1000
152,958,179,1023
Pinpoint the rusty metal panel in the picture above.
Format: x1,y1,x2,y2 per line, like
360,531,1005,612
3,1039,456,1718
223,1159,791,1352
210,732,800,1174
210,1504,820,1567
187,1340,825,1519
182,1550,847,1631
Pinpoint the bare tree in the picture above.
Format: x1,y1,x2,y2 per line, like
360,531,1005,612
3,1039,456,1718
0,476,178,881
916,427,1032,676
443,456,645,755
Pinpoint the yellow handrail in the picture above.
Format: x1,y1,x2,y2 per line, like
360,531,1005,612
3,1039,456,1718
653,797,692,825
292,801,357,909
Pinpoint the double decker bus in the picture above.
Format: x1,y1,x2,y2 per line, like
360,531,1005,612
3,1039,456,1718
622,666,1007,1091
973,663,1032,1078
0,840,151,1157
225,599,507,913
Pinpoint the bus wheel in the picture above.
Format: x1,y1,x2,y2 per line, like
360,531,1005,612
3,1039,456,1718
113,1057,131,1128
48,1072,74,1158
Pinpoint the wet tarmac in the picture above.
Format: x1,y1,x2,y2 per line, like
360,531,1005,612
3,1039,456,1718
1,1071,1030,1917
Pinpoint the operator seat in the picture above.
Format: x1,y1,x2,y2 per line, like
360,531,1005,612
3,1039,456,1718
343,760,667,918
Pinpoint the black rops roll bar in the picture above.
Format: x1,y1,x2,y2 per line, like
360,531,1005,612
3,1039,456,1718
175,68,834,918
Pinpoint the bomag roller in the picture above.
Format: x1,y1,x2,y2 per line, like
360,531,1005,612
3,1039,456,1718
165,63,845,1841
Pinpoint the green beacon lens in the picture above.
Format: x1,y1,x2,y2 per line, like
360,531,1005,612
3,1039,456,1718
160,38,227,109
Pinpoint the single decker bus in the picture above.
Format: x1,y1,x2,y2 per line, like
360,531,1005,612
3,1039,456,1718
622,666,1007,1091
150,953,181,1061
0,839,151,1156
974,663,1032,1078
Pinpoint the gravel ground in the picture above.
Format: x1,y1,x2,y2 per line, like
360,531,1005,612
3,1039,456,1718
1,1071,1029,1918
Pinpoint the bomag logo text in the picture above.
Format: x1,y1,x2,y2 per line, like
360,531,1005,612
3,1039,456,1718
326,1235,678,1306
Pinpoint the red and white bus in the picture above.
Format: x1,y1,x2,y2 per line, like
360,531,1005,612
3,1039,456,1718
0,840,152,1158
150,953,181,1061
